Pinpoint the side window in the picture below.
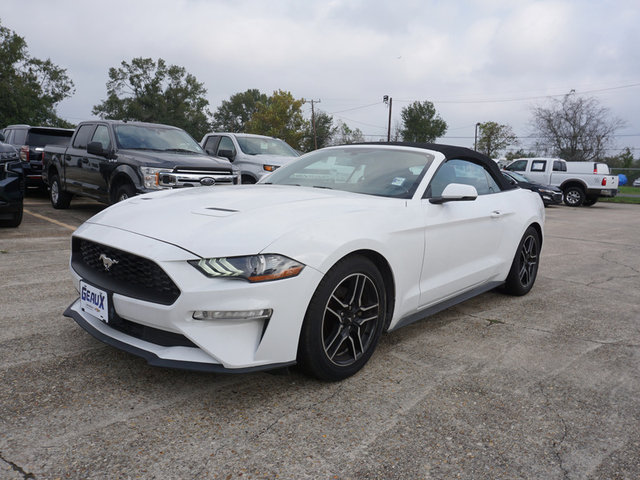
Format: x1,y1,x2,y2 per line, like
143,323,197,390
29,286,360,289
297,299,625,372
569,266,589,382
553,160,566,172
531,160,546,172
72,124,95,149
506,160,527,171
427,159,501,197
91,125,111,150
13,128,27,145
3,129,13,143
203,136,221,155
217,136,236,155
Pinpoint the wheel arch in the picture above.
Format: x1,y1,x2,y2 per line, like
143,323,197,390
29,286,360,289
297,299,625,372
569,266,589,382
333,249,396,331
559,179,587,193
109,168,139,203
528,221,543,248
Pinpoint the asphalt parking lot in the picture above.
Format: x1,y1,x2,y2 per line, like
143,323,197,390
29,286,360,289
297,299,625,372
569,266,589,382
1,193,639,480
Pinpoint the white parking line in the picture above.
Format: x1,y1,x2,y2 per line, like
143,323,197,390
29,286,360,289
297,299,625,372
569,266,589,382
23,208,76,231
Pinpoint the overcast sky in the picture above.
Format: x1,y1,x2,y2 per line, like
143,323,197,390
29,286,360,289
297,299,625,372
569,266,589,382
3,0,639,154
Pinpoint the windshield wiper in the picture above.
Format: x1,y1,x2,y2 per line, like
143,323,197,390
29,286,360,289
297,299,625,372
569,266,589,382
164,148,199,154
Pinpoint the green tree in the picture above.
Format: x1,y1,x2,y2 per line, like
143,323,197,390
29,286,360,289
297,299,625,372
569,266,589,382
531,93,625,161
213,89,268,132
604,147,635,168
92,57,212,140
399,100,447,142
302,111,337,152
332,121,365,145
504,149,537,162
476,121,518,158
0,20,74,127
244,90,307,150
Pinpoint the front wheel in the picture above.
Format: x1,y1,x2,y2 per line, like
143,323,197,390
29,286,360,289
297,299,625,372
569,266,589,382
503,226,540,296
297,256,386,381
113,183,135,203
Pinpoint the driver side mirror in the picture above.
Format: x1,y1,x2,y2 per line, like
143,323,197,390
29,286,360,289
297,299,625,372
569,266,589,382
87,141,108,157
429,183,478,204
217,149,236,162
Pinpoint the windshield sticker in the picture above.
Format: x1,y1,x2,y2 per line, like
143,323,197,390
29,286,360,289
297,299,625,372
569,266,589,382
391,177,406,186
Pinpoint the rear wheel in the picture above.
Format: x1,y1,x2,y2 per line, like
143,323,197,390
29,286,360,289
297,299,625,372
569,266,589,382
50,174,72,209
298,256,386,381
563,186,585,207
503,226,540,296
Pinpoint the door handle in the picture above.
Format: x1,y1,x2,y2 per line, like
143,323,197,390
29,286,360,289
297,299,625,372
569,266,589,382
491,210,502,218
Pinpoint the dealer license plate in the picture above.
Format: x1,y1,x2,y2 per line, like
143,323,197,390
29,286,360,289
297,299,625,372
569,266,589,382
80,281,109,323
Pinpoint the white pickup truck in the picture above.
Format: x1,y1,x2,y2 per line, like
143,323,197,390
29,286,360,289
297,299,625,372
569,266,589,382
505,158,618,206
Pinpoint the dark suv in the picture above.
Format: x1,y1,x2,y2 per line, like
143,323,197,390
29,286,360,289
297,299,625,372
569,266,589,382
2,125,74,189
0,134,24,227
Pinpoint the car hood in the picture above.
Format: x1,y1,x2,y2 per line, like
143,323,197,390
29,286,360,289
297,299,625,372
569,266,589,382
119,149,232,170
82,185,385,257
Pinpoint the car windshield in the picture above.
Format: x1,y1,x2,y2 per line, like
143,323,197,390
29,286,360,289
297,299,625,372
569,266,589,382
114,125,203,153
505,171,531,183
236,136,298,157
263,147,435,199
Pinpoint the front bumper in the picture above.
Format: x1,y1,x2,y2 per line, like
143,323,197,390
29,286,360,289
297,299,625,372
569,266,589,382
67,223,323,372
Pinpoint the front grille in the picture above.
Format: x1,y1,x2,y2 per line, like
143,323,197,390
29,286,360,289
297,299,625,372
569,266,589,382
72,238,180,305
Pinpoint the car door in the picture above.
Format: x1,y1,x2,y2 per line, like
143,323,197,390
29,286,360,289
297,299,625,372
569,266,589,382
419,159,513,308
64,123,96,193
81,124,113,200
523,159,548,184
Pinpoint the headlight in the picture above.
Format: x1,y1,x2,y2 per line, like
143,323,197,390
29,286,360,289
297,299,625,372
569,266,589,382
140,166,173,189
189,254,305,282
538,188,555,195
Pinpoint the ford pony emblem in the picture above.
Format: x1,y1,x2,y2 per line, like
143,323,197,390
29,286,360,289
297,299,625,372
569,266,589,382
99,253,119,271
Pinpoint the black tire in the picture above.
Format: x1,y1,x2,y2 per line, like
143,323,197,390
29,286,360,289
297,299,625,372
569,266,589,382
503,226,540,296
297,256,387,381
241,175,257,184
113,183,135,203
582,197,598,207
49,174,72,209
0,203,23,228
563,186,585,207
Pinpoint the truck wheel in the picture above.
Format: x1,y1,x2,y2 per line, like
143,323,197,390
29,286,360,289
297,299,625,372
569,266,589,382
563,186,585,207
0,203,23,228
114,183,135,203
241,175,256,184
582,197,598,207
50,174,72,209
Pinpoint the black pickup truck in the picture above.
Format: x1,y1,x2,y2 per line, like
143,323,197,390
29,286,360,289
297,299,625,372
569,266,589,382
42,120,238,208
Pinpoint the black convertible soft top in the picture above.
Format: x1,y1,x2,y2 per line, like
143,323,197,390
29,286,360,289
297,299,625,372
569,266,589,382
356,142,516,191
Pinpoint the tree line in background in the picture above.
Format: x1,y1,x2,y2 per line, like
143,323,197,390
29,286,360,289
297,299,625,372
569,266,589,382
0,19,637,167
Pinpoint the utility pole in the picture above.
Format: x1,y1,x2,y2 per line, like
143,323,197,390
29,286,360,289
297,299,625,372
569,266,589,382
474,122,480,151
307,99,321,150
383,95,392,142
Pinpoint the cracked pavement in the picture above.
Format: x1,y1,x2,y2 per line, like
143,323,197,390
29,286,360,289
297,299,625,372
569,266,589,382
1,195,639,479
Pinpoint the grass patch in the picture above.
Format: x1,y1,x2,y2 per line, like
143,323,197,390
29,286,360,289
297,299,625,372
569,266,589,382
600,195,640,204
618,186,640,195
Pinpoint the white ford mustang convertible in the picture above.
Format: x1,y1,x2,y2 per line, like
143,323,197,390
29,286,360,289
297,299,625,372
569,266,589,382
65,143,544,380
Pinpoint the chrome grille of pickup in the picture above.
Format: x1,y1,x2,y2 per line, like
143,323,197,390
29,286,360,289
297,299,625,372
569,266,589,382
71,238,180,305
163,166,238,186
